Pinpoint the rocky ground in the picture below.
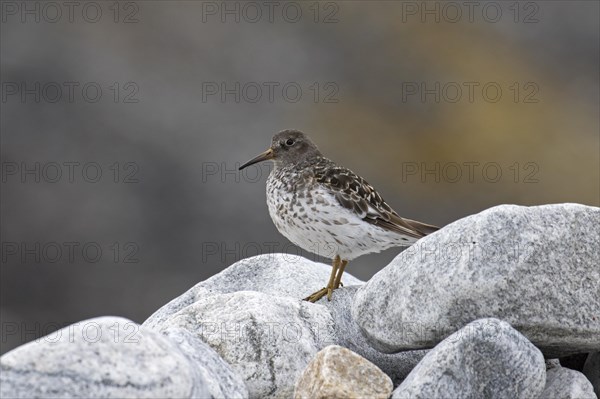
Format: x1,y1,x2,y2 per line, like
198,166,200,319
1,204,599,398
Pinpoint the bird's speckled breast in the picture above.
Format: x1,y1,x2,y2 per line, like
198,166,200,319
266,164,316,235
267,164,336,255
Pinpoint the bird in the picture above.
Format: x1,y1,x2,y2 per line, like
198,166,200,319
239,130,439,302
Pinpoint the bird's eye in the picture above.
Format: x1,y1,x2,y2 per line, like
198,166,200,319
285,139,295,146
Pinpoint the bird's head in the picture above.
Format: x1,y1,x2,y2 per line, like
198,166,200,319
239,130,322,170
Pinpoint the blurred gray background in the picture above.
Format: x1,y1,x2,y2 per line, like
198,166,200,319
1,1,599,354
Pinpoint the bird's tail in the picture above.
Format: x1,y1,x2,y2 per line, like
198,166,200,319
404,218,440,236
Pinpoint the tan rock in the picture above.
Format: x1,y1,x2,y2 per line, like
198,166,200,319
294,345,393,399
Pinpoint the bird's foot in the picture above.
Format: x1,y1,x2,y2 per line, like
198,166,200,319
304,257,346,302
303,282,344,303
303,287,332,303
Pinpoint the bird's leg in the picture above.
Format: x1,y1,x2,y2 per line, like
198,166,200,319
303,255,340,303
333,259,348,289
325,255,341,300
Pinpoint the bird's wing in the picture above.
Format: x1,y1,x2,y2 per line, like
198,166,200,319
313,160,438,238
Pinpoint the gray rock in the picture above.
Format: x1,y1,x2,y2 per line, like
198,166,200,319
294,345,392,399
353,204,600,357
155,291,337,398
146,255,424,395
541,366,597,399
583,352,600,397
144,254,363,329
391,318,546,399
161,328,248,398
320,286,427,384
0,317,210,399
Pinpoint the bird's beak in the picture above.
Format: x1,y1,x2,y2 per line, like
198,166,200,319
239,148,274,170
